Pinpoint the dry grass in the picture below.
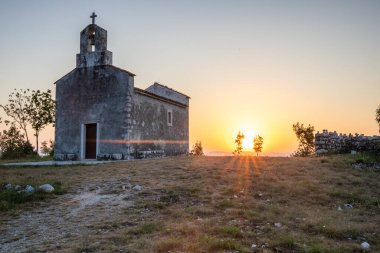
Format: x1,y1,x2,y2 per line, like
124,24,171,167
0,154,379,252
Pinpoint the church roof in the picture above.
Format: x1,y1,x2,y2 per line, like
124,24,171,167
149,82,190,99
54,65,136,84
134,88,188,108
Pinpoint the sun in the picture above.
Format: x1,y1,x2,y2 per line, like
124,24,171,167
242,132,254,150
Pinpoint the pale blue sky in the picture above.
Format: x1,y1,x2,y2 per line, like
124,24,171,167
0,0,379,152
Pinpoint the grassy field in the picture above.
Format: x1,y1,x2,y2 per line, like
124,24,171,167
0,155,379,252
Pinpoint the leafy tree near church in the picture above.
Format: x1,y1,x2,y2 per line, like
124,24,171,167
0,89,55,154
233,131,245,155
0,123,34,159
40,140,54,157
25,89,55,152
292,122,315,157
0,89,32,143
253,135,264,156
376,105,380,133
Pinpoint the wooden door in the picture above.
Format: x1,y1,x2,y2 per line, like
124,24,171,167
85,123,97,159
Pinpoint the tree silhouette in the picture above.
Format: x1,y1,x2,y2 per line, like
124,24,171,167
292,122,315,157
0,89,32,143
233,131,245,155
190,140,204,156
253,135,264,156
25,89,55,152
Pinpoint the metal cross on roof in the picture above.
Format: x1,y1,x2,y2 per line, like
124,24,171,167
90,12,97,24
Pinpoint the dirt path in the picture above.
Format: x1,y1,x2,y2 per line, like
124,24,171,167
0,178,136,252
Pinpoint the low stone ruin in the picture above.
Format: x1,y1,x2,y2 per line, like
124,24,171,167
315,130,380,155
136,150,165,159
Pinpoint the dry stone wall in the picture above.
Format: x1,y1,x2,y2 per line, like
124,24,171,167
315,130,380,155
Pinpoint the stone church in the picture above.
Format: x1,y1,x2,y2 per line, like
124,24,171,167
54,14,189,160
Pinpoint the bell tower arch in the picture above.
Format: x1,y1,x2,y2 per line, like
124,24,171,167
76,13,113,68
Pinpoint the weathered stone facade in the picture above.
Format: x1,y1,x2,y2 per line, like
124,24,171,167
54,17,189,160
315,130,380,155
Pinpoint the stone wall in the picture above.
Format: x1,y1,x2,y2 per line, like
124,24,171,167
129,89,189,157
54,65,134,160
315,130,380,155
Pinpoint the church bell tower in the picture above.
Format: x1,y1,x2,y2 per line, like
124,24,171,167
76,12,113,68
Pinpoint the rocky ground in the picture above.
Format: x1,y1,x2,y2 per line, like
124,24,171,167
0,155,379,252
0,178,138,252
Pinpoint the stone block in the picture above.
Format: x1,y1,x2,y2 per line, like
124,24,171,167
97,153,111,160
54,154,66,161
111,153,123,160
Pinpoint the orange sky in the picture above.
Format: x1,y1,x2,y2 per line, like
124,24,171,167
0,1,379,155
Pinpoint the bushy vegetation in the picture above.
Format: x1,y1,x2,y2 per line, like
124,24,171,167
292,122,315,157
0,89,55,159
0,124,35,159
40,140,54,157
253,134,264,156
233,131,245,155
190,140,204,156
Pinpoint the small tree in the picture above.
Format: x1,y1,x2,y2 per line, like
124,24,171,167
40,139,54,156
190,140,204,156
233,131,245,155
376,105,380,133
0,89,31,142
25,89,55,152
292,122,315,157
0,124,34,159
253,135,264,156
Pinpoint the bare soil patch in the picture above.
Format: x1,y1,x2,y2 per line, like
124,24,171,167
0,155,379,252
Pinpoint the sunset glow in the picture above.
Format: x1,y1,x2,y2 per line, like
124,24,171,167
242,132,254,151
0,1,379,156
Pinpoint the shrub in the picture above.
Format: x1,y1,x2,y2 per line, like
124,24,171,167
190,140,204,156
0,124,35,159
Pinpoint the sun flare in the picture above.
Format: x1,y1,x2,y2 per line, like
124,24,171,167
242,132,254,150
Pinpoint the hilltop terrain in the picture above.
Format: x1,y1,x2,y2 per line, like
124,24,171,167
0,155,379,252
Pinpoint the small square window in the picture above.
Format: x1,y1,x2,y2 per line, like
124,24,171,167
167,110,173,126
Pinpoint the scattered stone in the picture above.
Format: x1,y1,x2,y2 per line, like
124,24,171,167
54,154,77,161
352,163,362,169
251,243,257,248
39,184,55,193
233,195,238,198
97,153,111,161
257,193,263,197
337,206,342,211
121,184,133,190
66,154,77,161
111,153,123,160
274,222,282,228
360,242,370,249
132,185,142,191
315,130,380,155
25,185,35,194
4,183,13,190
344,203,353,208
54,154,65,161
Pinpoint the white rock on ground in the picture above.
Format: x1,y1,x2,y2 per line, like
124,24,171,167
4,183,13,190
132,185,142,191
25,185,35,194
360,242,370,249
39,184,55,193
274,222,282,228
